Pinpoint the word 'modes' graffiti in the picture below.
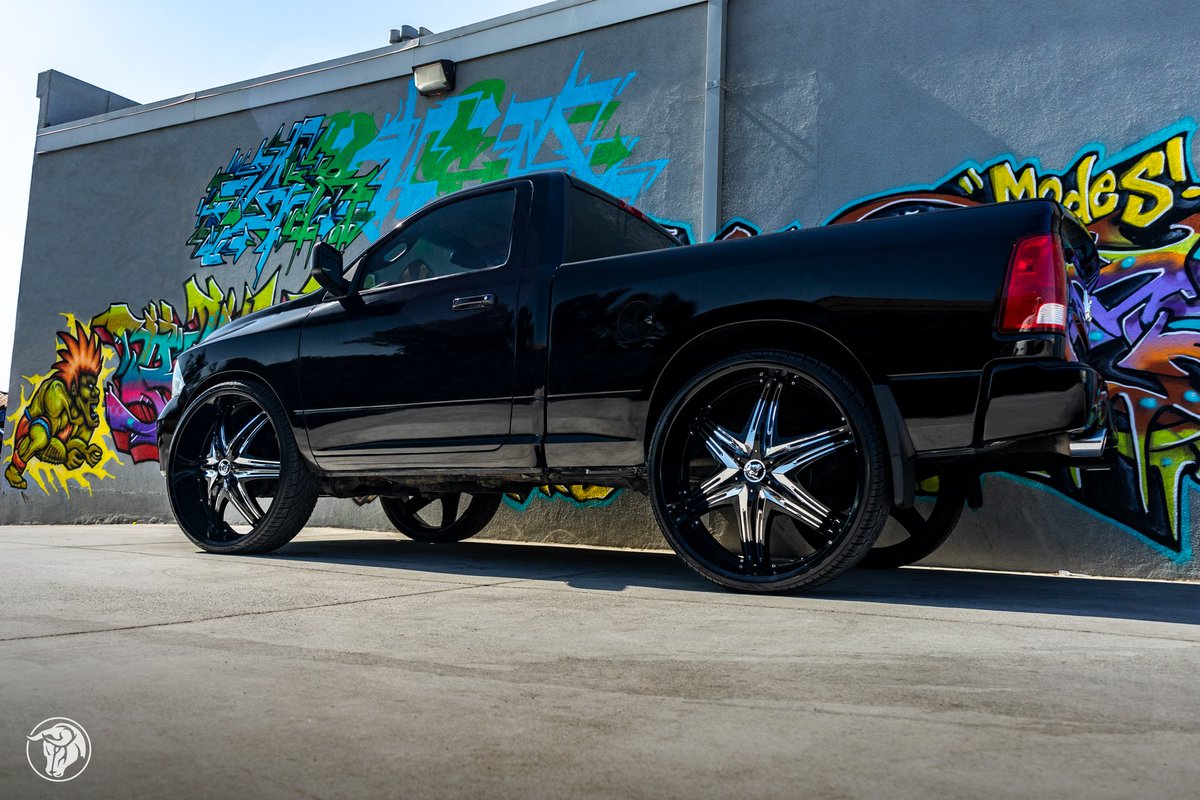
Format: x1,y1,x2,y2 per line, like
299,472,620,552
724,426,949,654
4,52,663,514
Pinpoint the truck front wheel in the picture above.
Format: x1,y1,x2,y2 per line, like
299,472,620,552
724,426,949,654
648,350,890,593
166,379,318,554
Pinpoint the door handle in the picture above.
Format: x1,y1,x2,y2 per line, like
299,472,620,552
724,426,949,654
451,293,495,311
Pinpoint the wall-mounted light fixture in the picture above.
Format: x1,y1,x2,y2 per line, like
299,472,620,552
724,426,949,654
413,60,456,97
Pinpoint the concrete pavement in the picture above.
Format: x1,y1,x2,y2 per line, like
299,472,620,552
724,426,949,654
1,524,1199,798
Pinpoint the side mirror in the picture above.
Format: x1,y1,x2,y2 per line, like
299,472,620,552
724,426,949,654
309,242,348,297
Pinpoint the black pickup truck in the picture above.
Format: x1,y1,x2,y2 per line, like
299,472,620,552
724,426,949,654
158,171,1110,592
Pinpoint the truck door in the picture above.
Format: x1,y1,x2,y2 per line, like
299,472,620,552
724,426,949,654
298,183,530,470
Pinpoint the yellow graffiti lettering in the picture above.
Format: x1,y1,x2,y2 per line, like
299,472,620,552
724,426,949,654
1088,169,1119,218
1119,150,1174,227
506,484,621,508
1064,154,1099,223
1166,134,1188,183
1038,176,1063,203
988,162,1037,202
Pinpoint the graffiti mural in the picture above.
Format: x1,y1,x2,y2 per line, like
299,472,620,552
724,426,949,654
91,270,317,464
187,113,382,279
2,275,316,492
188,52,667,283
718,120,1200,558
504,485,622,511
20,44,1193,552
3,319,120,494
4,52,665,513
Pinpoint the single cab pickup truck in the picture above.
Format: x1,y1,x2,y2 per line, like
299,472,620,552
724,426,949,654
158,171,1110,592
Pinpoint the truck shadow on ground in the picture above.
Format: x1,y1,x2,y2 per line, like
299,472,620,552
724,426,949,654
260,537,1200,626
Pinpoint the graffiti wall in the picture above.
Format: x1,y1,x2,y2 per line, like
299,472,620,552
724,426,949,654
4,1,1198,577
187,54,666,281
11,109,1198,560
3,51,669,513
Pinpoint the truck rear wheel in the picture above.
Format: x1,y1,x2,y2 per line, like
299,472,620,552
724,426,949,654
648,350,890,593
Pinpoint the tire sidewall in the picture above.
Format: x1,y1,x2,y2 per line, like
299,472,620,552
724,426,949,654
648,350,890,592
167,380,309,554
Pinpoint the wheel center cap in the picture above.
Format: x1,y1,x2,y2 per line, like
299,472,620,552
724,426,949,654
743,459,767,483
217,459,232,477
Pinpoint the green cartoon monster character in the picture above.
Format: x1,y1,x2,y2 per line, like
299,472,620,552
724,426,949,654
5,322,106,489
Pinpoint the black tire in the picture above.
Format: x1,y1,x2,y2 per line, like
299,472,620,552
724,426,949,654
166,380,318,554
380,492,501,542
648,349,890,593
858,476,966,569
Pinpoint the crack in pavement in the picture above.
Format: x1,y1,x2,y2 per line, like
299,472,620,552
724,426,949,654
0,572,601,644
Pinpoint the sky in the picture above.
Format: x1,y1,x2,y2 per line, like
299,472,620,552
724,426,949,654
0,0,547,392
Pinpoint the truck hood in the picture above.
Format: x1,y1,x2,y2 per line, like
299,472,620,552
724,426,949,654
201,290,326,345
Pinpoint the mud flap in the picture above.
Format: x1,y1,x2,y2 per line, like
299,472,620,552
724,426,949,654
872,385,915,509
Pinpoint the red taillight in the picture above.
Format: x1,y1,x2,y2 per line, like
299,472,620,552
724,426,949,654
998,233,1067,334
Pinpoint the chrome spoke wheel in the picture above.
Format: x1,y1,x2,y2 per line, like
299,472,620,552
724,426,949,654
169,390,282,545
651,353,885,591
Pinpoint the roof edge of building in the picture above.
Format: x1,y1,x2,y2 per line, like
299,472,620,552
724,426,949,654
34,0,702,155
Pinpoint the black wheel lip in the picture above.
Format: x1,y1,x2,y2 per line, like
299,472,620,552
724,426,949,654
166,385,280,549
651,357,870,586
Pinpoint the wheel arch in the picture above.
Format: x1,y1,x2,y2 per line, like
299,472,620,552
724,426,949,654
189,367,278,402
190,365,286,412
185,363,310,460
643,311,912,508
645,313,878,447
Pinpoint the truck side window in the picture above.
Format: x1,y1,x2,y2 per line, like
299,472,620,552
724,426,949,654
566,187,677,262
360,189,518,291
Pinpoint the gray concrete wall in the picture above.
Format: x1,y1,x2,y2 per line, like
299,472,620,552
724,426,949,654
4,0,1199,581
